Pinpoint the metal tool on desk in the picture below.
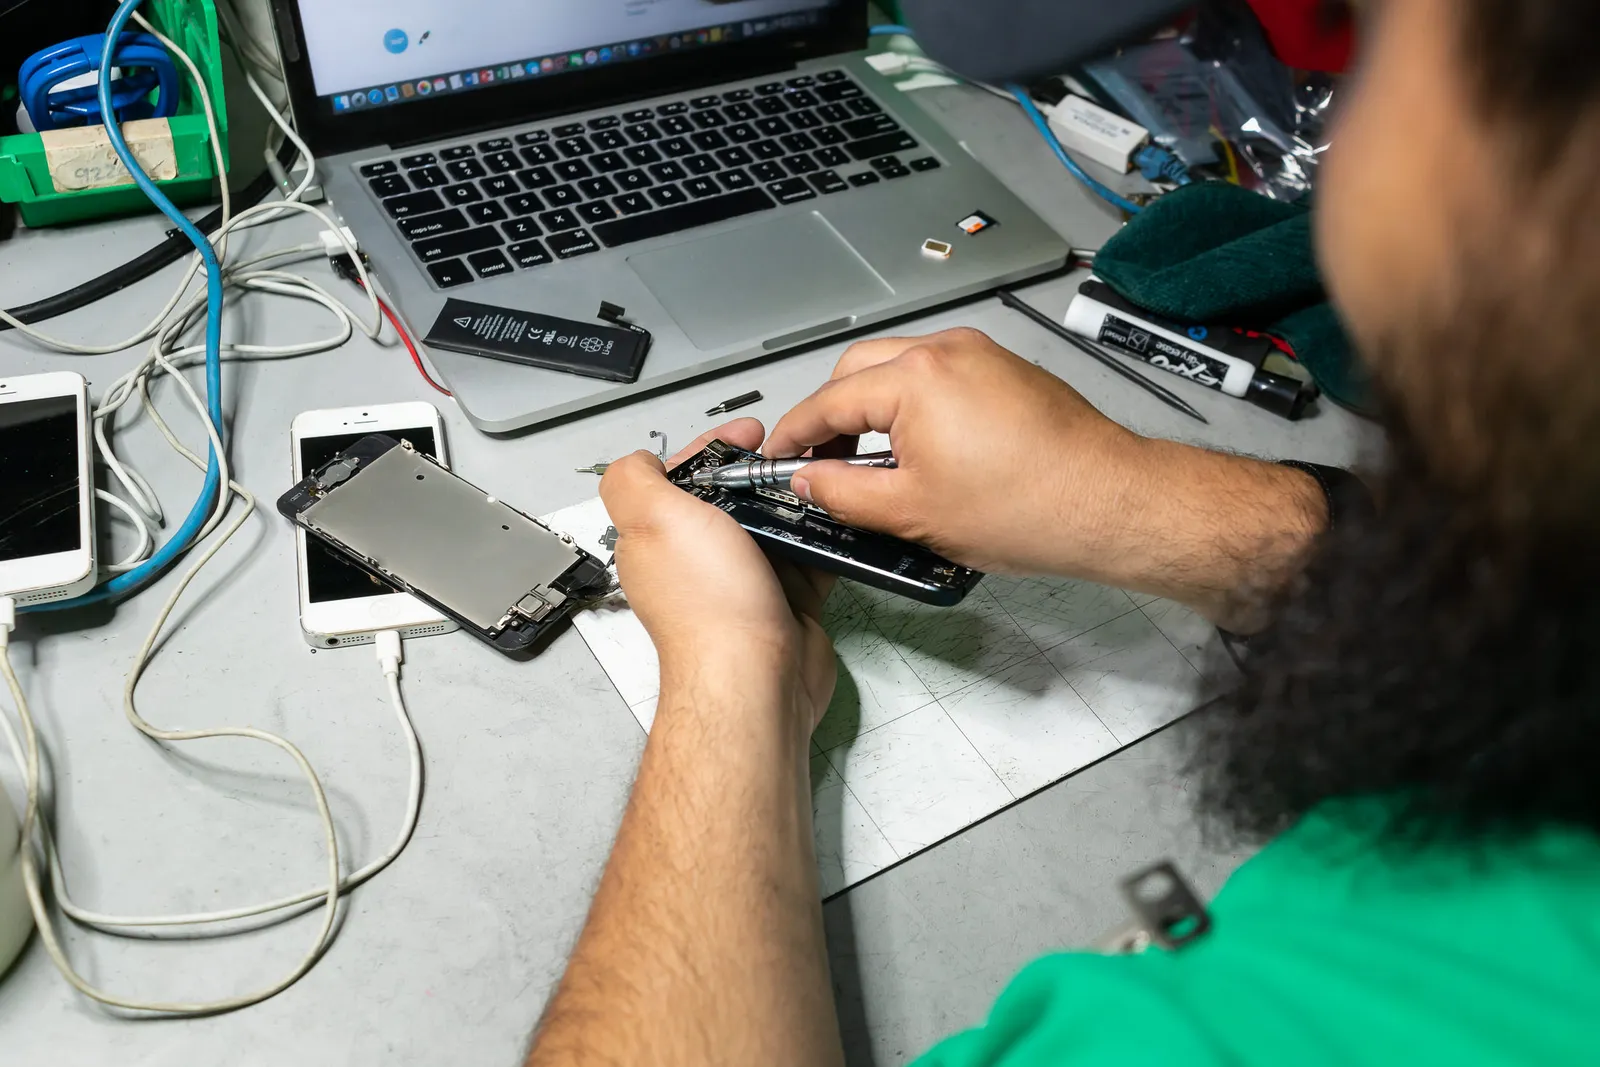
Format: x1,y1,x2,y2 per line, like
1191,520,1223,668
996,289,1209,424
690,452,899,491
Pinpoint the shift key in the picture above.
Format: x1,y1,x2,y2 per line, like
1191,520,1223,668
413,226,505,262
846,131,918,161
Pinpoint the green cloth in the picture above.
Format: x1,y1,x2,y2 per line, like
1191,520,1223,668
914,801,1600,1066
1091,181,1371,413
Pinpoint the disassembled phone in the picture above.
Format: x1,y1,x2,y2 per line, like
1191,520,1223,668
669,440,982,607
278,434,612,655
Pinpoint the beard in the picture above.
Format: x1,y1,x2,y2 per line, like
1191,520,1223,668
1191,199,1600,846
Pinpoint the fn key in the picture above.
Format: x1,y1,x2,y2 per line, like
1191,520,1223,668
427,258,473,288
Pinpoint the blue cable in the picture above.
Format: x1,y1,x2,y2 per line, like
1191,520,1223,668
28,0,225,612
869,24,913,36
1007,86,1144,215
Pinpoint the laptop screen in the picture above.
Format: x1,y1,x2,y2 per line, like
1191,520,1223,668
303,1,844,116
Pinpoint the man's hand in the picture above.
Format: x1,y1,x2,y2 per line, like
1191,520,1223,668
766,328,1329,630
601,417,837,734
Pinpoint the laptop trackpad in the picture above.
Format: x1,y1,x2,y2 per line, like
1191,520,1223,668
626,212,893,351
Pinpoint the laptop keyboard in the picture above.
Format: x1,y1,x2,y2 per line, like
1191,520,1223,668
354,71,942,290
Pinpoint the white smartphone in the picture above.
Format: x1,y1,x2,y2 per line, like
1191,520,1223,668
0,372,95,606
290,403,458,648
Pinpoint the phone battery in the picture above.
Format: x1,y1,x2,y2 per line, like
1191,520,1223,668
424,299,650,382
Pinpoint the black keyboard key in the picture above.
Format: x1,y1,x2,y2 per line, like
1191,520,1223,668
543,184,581,207
480,137,514,152
507,192,545,214
385,190,445,218
579,200,618,223
594,188,775,247
508,240,552,268
818,82,865,102
503,217,541,240
786,75,816,88
717,168,755,190
616,169,652,191
871,155,904,171
685,154,722,176
441,145,476,160
661,137,694,158
399,152,436,169
592,151,627,173
540,209,581,232
810,170,849,194
414,226,504,262
691,110,727,130
469,249,514,279
624,144,663,166
369,174,410,198
847,131,919,161
554,160,593,181
481,175,518,198
724,102,758,123
411,167,448,190
615,191,652,215
691,95,720,109
624,108,655,123
726,123,760,144
649,160,688,182
750,140,786,161
521,144,559,166
467,200,508,224
447,158,487,181
849,171,881,187
485,151,521,174
399,209,468,240
557,137,594,159
756,97,789,116
751,161,787,183
684,176,720,198
756,117,791,137
781,132,818,153
548,229,601,259
443,182,483,205
843,115,900,140
660,115,694,136
881,164,911,179
427,258,472,288
849,97,884,116
716,146,753,167
910,156,942,172
815,146,849,168
788,89,820,109
656,100,689,116
593,129,628,150
723,88,753,102
818,103,852,124
784,153,820,175
691,130,729,152
767,178,817,205
789,109,823,130
814,126,848,147
553,122,585,138
579,176,618,199
518,166,556,189
755,82,784,95
516,130,551,145
648,184,689,207
360,160,397,177
817,70,848,83
588,115,621,130
625,122,661,142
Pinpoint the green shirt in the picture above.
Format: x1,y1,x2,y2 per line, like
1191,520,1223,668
917,804,1600,1066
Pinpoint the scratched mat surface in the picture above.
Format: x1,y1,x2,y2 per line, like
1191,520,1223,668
543,495,1232,897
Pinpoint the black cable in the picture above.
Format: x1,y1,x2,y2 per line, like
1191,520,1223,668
0,136,300,331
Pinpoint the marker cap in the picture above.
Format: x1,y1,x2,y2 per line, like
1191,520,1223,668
1247,370,1318,421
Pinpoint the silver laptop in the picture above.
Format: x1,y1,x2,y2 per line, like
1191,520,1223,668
269,3,1070,432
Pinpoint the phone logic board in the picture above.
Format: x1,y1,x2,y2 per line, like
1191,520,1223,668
668,441,981,607
278,435,612,654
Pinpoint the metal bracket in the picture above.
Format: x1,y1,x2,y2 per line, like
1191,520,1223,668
649,430,667,460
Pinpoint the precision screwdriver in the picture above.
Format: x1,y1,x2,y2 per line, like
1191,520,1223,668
689,452,898,491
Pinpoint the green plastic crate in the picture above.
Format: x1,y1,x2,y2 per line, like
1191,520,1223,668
0,0,228,227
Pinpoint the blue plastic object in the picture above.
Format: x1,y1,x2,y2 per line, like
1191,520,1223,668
18,32,179,132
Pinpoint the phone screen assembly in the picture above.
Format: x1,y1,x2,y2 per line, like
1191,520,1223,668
669,441,982,607
0,372,96,606
278,434,612,654
290,404,457,647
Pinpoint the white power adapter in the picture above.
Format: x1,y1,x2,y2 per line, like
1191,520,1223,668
1045,95,1151,174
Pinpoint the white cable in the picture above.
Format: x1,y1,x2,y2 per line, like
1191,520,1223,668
94,489,155,572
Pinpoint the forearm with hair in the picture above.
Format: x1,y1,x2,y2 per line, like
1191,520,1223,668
526,669,843,1067
1080,439,1330,634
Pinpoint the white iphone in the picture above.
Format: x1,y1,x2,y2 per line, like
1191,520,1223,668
0,372,95,606
290,403,458,647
